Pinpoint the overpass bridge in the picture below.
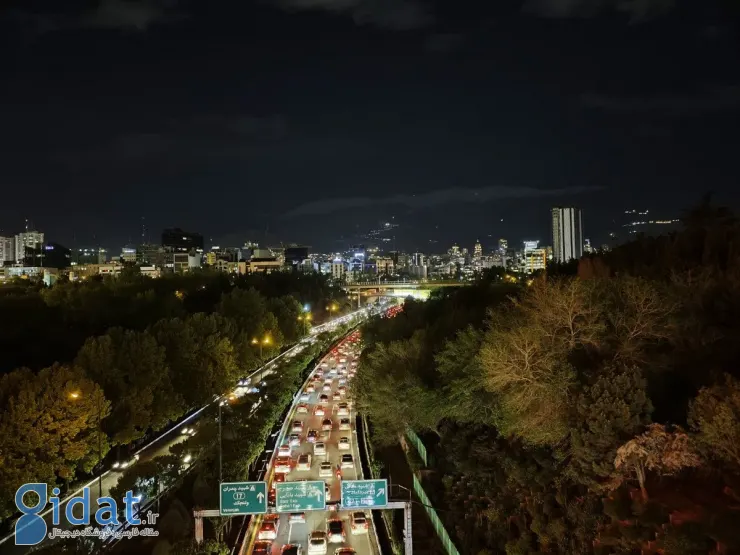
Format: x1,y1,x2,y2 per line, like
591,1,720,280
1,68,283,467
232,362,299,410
342,280,464,292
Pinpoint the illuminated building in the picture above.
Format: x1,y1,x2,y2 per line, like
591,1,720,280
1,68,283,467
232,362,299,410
473,240,482,260
331,260,347,281
121,246,137,263
0,236,14,264
551,207,583,263
15,230,44,263
374,257,394,275
522,240,547,273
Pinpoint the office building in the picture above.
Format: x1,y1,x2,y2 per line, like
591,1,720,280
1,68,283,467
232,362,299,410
161,228,204,252
523,240,547,273
374,257,394,275
498,238,508,254
473,240,482,259
331,260,346,281
551,207,583,263
0,236,14,264
15,230,44,263
121,246,137,264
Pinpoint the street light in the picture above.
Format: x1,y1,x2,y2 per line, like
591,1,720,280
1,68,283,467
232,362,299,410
69,390,103,498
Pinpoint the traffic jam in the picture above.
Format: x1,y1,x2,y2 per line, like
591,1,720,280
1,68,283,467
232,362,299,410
251,329,373,555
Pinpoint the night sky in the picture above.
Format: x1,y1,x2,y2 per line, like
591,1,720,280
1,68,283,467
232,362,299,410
1,0,739,253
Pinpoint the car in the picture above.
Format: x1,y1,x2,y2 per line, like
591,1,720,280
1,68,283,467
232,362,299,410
252,540,272,555
268,489,276,506
333,549,356,555
180,426,197,437
308,531,328,555
337,386,347,396
258,517,280,540
306,384,316,393
339,418,351,431
292,420,304,433
319,461,333,477
281,545,303,555
297,453,312,471
289,512,306,524
321,418,333,431
272,473,286,488
112,453,139,470
321,362,329,368
338,378,347,386
289,434,301,447
314,441,327,456
351,361,358,367
278,444,292,457
307,429,318,443
326,519,345,544
319,394,330,403
341,454,354,468
338,437,350,451
324,378,333,385
350,512,368,535
274,456,292,473
322,384,332,393
339,358,347,363
300,393,310,402
297,404,309,414
336,403,350,416
332,392,341,401
314,406,326,417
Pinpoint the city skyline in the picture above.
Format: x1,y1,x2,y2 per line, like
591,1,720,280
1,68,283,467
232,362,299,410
2,1,738,251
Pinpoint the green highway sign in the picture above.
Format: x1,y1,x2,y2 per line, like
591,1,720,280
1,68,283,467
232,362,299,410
219,481,268,516
275,480,326,512
341,479,388,509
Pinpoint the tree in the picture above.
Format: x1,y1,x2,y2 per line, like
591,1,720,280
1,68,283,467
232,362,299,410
109,455,183,503
688,374,740,469
151,315,240,408
480,315,576,446
436,326,494,424
613,424,702,499
75,328,183,444
0,364,110,520
568,363,653,490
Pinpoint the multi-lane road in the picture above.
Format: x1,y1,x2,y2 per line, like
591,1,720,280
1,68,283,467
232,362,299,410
0,310,367,555
247,330,379,555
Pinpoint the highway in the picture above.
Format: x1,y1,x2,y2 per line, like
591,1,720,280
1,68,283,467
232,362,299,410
0,310,367,555
247,330,380,555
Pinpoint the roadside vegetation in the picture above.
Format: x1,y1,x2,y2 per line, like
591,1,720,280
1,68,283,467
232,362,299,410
356,199,740,554
0,271,346,524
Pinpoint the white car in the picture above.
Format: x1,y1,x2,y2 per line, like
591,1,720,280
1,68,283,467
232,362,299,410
300,392,310,402
112,453,139,470
339,419,351,431
314,406,326,417
292,420,304,433
350,512,368,535
319,461,333,478
336,403,350,416
297,404,309,414
289,434,301,447
308,531,328,555
341,454,354,469
338,437,350,451
322,384,332,393
278,444,292,457
297,454,312,471
314,442,326,456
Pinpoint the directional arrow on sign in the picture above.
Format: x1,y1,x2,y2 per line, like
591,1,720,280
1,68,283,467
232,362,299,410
377,489,385,497
257,492,265,503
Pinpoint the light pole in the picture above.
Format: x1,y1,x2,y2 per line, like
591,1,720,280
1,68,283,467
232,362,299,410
69,391,103,498
297,312,312,336
252,336,272,380
326,303,338,323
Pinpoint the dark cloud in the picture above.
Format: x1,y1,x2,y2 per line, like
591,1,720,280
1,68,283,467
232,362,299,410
581,85,740,116
523,0,675,22
4,0,183,38
283,185,605,218
424,32,466,53
270,0,433,29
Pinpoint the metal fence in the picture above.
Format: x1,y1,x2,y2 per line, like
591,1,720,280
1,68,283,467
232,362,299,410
412,474,461,555
405,428,428,467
